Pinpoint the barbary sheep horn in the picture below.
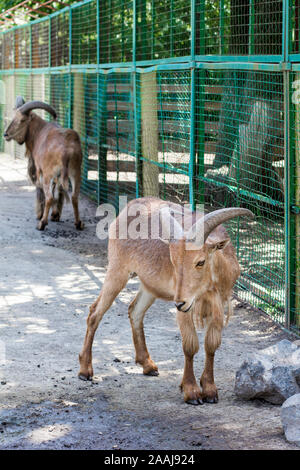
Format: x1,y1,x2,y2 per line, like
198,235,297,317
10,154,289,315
186,207,255,245
18,100,57,120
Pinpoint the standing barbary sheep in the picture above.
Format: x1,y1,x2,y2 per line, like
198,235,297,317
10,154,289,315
79,197,254,405
3,96,84,231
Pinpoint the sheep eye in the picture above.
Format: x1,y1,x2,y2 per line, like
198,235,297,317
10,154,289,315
196,260,205,267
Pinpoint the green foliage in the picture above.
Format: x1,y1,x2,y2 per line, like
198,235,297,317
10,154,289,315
0,1,78,17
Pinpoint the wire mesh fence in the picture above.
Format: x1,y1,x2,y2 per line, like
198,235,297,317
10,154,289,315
0,0,299,334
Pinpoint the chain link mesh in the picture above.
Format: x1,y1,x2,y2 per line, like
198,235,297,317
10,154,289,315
0,0,299,333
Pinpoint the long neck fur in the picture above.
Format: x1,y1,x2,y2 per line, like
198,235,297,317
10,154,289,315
24,114,47,184
25,113,47,155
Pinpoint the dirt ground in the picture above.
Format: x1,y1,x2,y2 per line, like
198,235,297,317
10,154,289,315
0,152,299,451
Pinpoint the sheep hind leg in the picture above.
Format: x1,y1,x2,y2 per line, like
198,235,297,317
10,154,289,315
128,286,158,376
70,174,84,230
37,180,53,230
177,311,203,405
51,188,64,222
35,187,45,220
78,267,129,381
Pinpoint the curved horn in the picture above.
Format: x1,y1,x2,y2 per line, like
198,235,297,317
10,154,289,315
18,101,57,119
15,96,25,109
187,207,254,245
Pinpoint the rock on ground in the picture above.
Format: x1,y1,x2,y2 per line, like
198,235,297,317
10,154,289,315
234,340,300,404
281,394,300,447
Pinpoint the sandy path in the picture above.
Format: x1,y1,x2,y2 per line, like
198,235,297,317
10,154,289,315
0,153,298,450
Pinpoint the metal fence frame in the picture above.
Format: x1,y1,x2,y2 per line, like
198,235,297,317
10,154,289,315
0,0,299,334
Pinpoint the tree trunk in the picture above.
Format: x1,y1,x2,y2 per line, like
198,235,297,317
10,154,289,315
73,73,86,182
295,73,300,327
141,71,159,197
73,73,85,137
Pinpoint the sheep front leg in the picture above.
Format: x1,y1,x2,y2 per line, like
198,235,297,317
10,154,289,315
200,299,224,404
177,311,203,405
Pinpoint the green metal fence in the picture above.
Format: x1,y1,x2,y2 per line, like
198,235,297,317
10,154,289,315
0,0,299,335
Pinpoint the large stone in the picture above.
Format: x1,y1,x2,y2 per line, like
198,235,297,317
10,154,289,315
281,394,300,447
234,340,300,404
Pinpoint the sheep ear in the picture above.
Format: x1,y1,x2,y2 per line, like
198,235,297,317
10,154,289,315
159,206,184,242
207,238,230,252
15,96,25,109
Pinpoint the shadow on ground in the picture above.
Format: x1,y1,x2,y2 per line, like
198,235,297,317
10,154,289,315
0,153,298,450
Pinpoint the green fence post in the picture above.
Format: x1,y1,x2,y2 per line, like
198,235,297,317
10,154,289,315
98,73,108,205
283,0,294,329
195,0,205,207
286,0,300,331
133,0,141,198
219,0,224,55
121,0,125,61
170,0,174,57
190,67,196,211
294,91,300,329
189,0,196,211
158,73,166,199
285,71,294,330
289,6,300,331
49,17,51,68
108,0,112,63
48,19,51,74
97,0,108,205
140,0,147,61
151,0,155,60
68,6,72,129
248,0,254,55
29,22,32,100
195,67,205,207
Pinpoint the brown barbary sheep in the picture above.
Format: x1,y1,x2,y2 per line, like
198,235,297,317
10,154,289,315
78,197,254,405
4,96,84,231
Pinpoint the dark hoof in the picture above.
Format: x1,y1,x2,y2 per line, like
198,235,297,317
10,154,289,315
78,373,93,382
186,398,204,406
51,213,60,222
75,221,84,230
203,396,218,404
37,221,47,231
145,370,159,377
